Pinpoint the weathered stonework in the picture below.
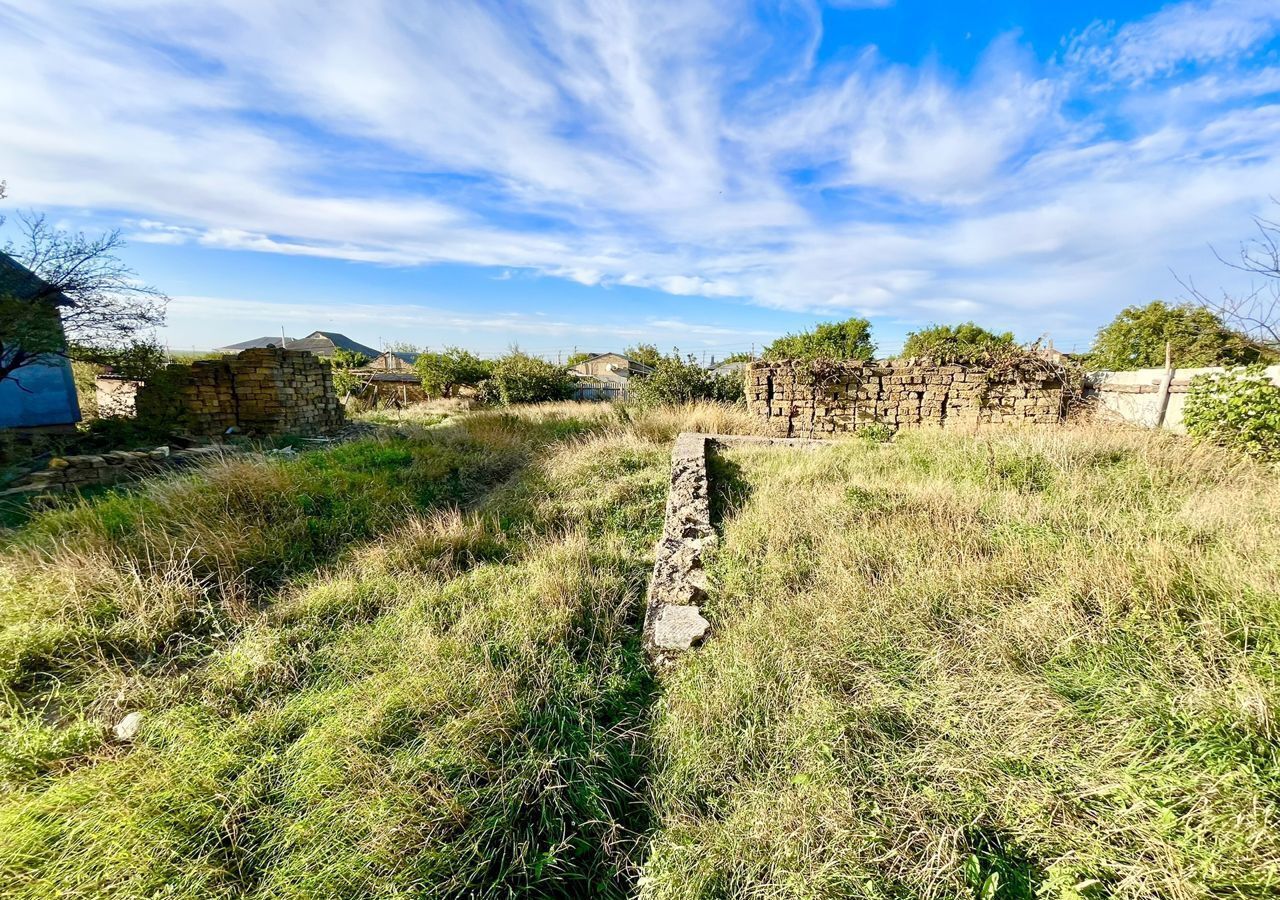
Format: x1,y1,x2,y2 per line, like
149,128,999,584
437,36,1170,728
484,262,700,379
0,445,234,498
745,359,1069,438
135,348,344,438
642,432,826,663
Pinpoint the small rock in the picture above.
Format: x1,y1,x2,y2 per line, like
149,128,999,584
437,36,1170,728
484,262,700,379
113,711,144,742
652,605,711,651
48,457,70,469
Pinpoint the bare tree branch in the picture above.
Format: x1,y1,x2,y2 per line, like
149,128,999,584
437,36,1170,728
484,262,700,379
1,205,169,385
1182,204,1280,352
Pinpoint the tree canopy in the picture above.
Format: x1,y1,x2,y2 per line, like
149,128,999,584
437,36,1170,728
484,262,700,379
1088,301,1270,370
901,322,1016,364
415,347,492,398
762,317,875,361
623,343,664,369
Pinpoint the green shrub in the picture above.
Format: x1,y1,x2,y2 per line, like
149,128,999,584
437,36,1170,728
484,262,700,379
901,322,1016,364
1183,365,1280,460
763,317,875,361
484,351,574,405
630,354,743,406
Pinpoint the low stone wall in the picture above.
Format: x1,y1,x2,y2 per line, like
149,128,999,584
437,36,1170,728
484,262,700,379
1,446,232,498
746,359,1069,438
643,432,825,663
135,348,344,438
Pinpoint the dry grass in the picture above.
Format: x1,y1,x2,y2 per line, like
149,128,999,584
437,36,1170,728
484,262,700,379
645,424,1280,899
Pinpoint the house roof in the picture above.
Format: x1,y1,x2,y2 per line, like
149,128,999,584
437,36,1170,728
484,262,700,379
286,331,380,358
214,335,299,352
0,251,73,307
384,351,420,365
573,352,654,374
213,331,380,358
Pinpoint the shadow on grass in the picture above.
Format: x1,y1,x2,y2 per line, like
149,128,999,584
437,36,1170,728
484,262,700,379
708,449,753,533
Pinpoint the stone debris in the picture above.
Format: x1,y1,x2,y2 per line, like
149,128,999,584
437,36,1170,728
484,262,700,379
745,359,1070,438
651,605,711,651
113,711,144,742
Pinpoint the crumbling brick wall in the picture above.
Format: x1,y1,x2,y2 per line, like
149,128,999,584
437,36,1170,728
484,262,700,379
746,360,1068,437
136,348,344,437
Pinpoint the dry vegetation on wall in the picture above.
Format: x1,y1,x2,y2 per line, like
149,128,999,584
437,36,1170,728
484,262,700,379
0,401,1276,898
648,428,1280,898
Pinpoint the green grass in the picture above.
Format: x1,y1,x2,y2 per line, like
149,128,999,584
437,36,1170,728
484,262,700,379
645,426,1280,899
0,401,762,898
2,408,1278,898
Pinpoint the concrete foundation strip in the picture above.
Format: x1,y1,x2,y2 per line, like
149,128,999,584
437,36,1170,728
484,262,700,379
642,432,828,664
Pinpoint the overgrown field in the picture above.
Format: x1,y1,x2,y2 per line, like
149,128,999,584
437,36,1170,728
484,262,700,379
0,402,757,898
1,408,1277,899
649,428,1280,899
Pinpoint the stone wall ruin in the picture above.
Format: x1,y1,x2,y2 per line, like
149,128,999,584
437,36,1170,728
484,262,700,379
746,359,1070,438
136,348,344,438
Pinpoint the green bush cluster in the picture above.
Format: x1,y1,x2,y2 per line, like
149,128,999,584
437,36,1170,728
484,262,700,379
763,317,875,361
481,351,575,405
414,346,492,398
900,322,1016,364
630,353,743,406
1184,365,1280,460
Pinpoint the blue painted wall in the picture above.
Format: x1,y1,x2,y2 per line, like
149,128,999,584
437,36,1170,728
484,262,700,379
0,355,82,428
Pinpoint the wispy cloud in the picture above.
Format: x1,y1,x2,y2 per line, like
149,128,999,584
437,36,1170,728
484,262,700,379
2,0,1279,345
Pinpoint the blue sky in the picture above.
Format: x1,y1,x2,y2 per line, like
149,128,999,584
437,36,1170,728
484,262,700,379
2,0,1279,359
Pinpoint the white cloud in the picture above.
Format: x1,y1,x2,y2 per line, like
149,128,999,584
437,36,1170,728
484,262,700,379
1,0,1279,349
1066,0,1280,83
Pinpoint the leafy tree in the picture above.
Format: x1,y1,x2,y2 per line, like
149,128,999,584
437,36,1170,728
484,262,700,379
1,204,167,387
630,353,744,406
330,347,371,370
763,317,875,361
383,340,421,354
324,347,372,396
1088,301,1269,370
901,322,1016,364
565,351,594,367
717,351,755,365
76,340,169,381
484,351,574,405
623,343,664,369
414,347,492,398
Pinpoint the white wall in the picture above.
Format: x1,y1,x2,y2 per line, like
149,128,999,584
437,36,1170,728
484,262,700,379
1087,365,1280,432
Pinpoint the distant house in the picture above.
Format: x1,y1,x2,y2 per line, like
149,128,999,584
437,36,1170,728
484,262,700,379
212,331,379,360
569,352,653,382
0,252,82,431
710,360,749,379
365,351,420,373
569,352,653,400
